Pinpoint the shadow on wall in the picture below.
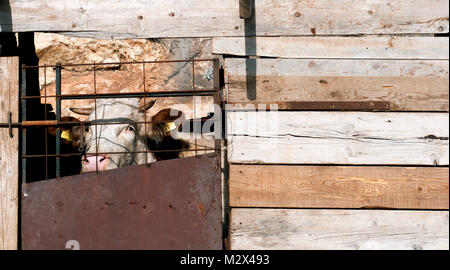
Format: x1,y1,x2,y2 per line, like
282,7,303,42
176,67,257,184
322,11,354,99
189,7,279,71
244,0,256,101
0,0,18,56
0,0,12,31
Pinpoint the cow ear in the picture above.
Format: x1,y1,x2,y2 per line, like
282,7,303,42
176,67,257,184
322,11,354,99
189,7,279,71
48,116,78,137
147,109,184,144
70,107,94,115
138,99,156,113
152,108,183,123
53,116,85,150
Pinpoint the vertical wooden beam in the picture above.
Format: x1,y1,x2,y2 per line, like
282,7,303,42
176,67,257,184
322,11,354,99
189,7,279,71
0,57,19,250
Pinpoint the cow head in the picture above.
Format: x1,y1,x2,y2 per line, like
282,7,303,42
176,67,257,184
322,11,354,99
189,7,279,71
69,98,183,172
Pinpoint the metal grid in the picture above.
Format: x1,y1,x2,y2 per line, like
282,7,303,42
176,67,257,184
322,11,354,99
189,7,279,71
8,58,222,183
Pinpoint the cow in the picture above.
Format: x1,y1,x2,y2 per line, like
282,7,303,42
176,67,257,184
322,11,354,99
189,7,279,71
69,98,187,172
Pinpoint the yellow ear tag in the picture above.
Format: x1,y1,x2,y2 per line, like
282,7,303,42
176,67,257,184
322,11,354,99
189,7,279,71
61,130,73,142
164,122,176,133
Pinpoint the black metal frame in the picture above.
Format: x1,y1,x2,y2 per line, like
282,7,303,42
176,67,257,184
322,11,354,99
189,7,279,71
7,58,222,183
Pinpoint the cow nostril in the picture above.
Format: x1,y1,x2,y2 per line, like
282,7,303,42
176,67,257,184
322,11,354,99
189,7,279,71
82,155,109,168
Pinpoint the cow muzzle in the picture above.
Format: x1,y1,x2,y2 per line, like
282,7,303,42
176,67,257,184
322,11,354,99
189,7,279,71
82,155,110,172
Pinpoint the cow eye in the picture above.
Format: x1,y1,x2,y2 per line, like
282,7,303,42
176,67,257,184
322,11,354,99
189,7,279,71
125,125,135,132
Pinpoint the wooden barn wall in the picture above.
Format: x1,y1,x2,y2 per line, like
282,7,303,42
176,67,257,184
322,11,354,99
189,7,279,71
0,0,448,38
1,0,449,250
214,1,449,250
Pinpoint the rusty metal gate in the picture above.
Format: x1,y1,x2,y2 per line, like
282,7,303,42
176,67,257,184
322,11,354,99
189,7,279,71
22,153,222,250
1,58,224,249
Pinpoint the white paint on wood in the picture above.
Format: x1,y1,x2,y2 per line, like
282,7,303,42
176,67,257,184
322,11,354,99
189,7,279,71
226,111,449,165
0,57,19,250
214,36,449,59
230,209,449,250
1,0,448,38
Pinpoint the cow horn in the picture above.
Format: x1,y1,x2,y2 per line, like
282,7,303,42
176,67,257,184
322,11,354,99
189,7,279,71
69,107,94,115
138,99,156,112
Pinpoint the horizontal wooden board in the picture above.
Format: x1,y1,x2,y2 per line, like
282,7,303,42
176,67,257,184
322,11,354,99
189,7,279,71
1,0,448,38
214,37,449,59
226,112,449,165
225,58,449,111
229,165,449,209
225,58,449,77
229,209,449,250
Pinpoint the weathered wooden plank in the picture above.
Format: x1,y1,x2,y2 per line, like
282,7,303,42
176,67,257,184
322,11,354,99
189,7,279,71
1,0,448,38
227,76,449,111
229,165,449,209
226,58,449,77
0,57,19,250
214,37,450,59
229,209,449,250
225,58,449,111
226,112,449,165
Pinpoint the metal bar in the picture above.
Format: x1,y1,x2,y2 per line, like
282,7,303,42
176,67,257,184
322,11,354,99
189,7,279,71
55,63,61,178
143,62,148,164
21,148,220,158
21,59,216,69
20,89,218,99
226,101,391,111
94,62,98,173
212,58,222,156
21,66,27,184
0,123,21,128
212,58,225,245
0,118,209,128
22,120,58,126
192,60,198,157
8,111,13,137
44,65,48,180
